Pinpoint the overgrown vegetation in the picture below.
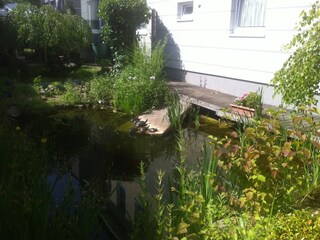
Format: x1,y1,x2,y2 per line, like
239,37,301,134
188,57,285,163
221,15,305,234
133,109,320,239
272,1,320,107
7,3,91,64
43,41,167,114
111,41,168,114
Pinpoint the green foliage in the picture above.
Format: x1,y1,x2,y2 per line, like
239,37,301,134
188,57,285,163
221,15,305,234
88,75,114,103
166,92,199,131
166,91,185,131
60,80,84,105
98,0,150,54
28,46,167,111
272,1,320,107
133,130,233,240
212,108,320,216
57,13,92,57
9,3,91,63
267,210,320,239
234,88,263,118
111,41,168,114
134,108,320,239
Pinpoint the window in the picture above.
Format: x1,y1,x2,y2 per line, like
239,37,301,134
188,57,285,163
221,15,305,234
231,0,267,37
177,1,194,22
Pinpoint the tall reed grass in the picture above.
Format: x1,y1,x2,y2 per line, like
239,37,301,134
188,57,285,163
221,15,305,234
166,91,184,131
112,40,168,114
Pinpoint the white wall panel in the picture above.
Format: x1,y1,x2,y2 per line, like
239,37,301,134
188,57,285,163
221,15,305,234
147,0,312,85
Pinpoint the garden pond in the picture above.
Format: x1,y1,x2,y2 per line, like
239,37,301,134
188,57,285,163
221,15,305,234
15,107,231,238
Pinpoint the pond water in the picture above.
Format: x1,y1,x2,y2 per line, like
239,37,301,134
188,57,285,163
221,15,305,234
20,108,221,238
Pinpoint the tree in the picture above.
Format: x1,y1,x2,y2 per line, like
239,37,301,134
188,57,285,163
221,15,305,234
9,3,91,63
98,0,150,55
272,1,320,107
57,13,92,61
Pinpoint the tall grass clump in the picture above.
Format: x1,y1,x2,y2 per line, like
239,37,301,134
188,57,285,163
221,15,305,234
166,91,199,131
0,124,49,239
112,40,168,114
60,80,84,105
0,123,104,239
88,74,115,104
166,91,184,131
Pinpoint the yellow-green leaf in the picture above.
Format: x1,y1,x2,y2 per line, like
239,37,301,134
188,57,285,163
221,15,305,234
257,175,266,182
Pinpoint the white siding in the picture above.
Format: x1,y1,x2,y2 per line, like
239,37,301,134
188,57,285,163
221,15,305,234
147,0,313,86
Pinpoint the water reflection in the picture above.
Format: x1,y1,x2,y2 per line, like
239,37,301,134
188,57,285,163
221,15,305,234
26,109,209,238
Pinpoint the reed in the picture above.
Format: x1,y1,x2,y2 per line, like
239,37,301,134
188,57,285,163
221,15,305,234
112,40,168,114
166,91,184,131
133,129,231,239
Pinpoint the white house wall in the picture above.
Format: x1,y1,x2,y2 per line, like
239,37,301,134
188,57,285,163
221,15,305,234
147,0,314,106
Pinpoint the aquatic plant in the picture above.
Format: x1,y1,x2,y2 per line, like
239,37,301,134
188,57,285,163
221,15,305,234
166,90,184,131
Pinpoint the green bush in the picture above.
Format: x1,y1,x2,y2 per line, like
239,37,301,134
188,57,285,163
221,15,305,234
267,210,320,239
112,41,168,114
98,0,150,54
272,1,320,107
10,3,91,64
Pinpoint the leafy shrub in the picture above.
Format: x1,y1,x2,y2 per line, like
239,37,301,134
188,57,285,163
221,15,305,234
272,1,320,107
211,108,320,215
9,3,91,64
98,0,150,54
266,210,320,239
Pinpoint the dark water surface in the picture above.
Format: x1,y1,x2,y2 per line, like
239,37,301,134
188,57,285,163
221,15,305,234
21,108,210,238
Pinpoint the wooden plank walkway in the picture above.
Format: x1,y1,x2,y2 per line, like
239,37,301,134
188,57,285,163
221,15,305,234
168,82,234,113
120,81,320,135
168,81,320,130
